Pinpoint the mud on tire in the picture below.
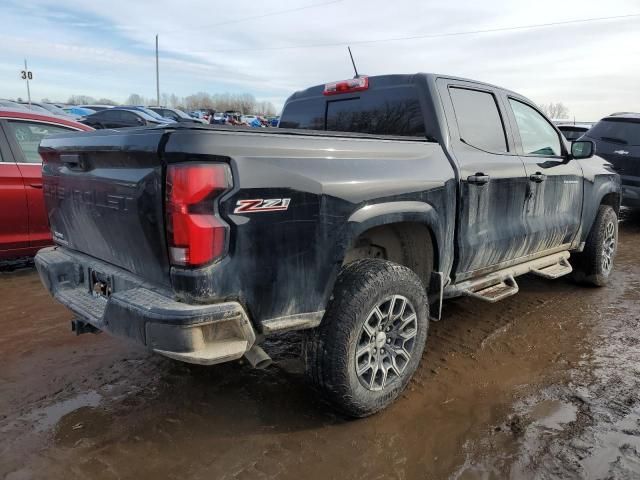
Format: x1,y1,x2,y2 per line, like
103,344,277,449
304,259,429,417
572,205,618,287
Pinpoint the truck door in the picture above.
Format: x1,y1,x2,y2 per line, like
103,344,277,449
504,97,583,253
437,80,531,279
0,123,29,254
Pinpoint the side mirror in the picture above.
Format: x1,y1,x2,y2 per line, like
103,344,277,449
570,140,595,160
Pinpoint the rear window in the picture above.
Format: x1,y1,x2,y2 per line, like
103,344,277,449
587,119,640,146
280,86,426,137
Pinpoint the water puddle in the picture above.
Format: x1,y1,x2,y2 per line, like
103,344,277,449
528,399,577,431
23,390,102,432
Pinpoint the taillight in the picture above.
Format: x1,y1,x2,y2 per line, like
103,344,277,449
323,76,369,96
166,163,232,267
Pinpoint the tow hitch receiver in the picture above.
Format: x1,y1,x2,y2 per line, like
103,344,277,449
89,269,112,299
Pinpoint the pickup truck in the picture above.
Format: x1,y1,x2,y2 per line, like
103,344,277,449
35,73,620,417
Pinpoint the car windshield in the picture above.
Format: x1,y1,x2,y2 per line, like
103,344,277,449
170,108,192,119
587,119,640,146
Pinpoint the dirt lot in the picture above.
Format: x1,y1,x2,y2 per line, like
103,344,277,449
2,211,640,480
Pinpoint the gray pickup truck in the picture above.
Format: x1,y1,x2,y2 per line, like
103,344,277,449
36,73,620,416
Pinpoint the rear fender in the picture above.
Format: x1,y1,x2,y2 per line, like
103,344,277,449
343,201,442,261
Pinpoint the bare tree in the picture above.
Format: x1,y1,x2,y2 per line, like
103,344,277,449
539,102,569,119
255,100,276,115
126,93,145,105
68,95,96,105
97,98,119,106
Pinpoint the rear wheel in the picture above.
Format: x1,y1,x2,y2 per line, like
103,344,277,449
572,205,618,286
305,259,429,417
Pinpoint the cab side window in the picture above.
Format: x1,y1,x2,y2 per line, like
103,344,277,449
7,120,73,163
120,111,139,125
449,87,508,153
509,99,562,156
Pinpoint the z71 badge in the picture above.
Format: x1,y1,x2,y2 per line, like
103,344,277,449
234,198,291,214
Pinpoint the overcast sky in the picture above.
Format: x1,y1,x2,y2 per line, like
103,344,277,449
1,0,638,119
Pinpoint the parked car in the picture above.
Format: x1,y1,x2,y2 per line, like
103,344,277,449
78,104,114,112
211,113,227,124
36,73,619,417
0,108,92,260
148,107,207,124
0,99,28,110
81,107,174,129
240,114,259,126
557,123,593,142
63,106,96,117
118,106,177,123
19,102,78,120
581,113,640,208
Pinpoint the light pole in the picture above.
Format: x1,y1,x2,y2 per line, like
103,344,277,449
155,34,160,106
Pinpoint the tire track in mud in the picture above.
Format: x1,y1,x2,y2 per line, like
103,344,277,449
451,211,640,479
2,213,640,480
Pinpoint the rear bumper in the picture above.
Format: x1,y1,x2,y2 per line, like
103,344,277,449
35,246,256,365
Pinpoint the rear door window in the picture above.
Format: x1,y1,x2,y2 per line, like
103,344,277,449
7,120,73,163
449,87,508,153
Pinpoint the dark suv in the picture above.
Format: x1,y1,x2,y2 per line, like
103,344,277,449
583,113,640,208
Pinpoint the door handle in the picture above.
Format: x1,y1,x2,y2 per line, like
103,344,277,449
29,183,43,189
529,172,546,183
467,173,490,185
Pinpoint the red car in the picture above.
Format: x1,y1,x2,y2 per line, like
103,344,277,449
0,108,92,260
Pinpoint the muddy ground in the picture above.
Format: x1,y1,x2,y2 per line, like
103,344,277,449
2,212,640,480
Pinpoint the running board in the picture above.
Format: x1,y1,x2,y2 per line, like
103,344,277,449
530,257,572,279
445,251,572,303
463,275,519,303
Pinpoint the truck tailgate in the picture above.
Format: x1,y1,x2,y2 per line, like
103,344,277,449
40,128,171,286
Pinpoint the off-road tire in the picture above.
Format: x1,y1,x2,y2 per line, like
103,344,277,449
304,259,429,417
572,205,618,287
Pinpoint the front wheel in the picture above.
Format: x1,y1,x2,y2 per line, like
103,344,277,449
572,205,618,286
304,259,429,417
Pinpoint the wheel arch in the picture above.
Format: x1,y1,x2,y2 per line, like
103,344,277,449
338,201,443,289
580,179,621,245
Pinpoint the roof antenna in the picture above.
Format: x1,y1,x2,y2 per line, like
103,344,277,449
348,46,360,78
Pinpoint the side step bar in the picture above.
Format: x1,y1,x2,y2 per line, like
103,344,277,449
464,275,519,303
530,257,573,279
446,251,572,303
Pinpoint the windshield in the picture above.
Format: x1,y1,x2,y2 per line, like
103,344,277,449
586,119,640,146
171,108,191,119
